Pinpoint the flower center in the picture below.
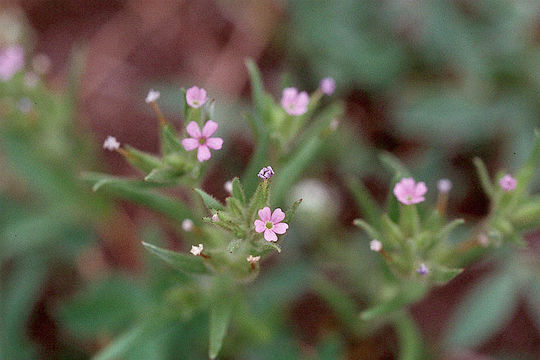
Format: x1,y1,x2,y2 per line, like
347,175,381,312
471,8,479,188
199,137,206,145
265,221,274,229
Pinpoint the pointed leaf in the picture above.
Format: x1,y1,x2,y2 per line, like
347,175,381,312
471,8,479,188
284,198,302,223
195,188,225,211
142,242,209,274
123,145,162,174
347,177,381,228
231,177,246,204
473,157,495,198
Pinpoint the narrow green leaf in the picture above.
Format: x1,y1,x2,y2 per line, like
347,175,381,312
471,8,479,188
92,325,146,360
123,145,162,174
437,218,465,242
160,124,185,155
360,286,426,321
195,188,225,211
82,172,193,222
394,311,424,360
284,198,302,223
272,137,322,206
248,181,269,223
347,177,381,227
312,276,362,335
209,278,234,359
231,177,246,204
386,174,401,222
431,265,463,284
242,135,269,197
144,166,183,184
245,59,265,123
141,242,209,274
353,219,380,240
473,157,494,198
379,152,411,178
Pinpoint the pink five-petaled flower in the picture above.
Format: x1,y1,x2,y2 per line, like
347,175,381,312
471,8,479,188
186,86,208,108
0,46,24,81
393,177,427,205
181,120,223,162
254,207,289,242
499,174,516,191
281,87,309,116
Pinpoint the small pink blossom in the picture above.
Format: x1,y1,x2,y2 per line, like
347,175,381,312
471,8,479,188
320,77,336,95
254,207,289,242
181,120,223,162
0,46,24,81
186,86,208,108
393,177,427,205
499,174,516,191
281,87,309,116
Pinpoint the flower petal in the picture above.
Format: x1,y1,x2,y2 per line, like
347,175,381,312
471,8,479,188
202,120,218,137
254,219,266,233
258,207,271,222
415,182,427,197
206,137,223,150
264,229,277,242
271,208,285,223
186,121,201,138
182,138,198,151
197,145,211,162
272,222,288,234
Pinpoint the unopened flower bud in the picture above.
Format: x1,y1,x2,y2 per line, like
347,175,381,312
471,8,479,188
224,180,233,194
370,239,382,252
258,166,274,180
182,219,194,232
437,179,452,193
417,263,429,276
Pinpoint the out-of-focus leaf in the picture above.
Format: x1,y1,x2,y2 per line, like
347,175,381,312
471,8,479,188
208,292,233,359
284,198,302,223
347,177,381,228
194,188,224,211
360,285,426,321
317,334,346,360
82,172,193,222
0,257,47,360
92,324,146,360
142,242,210,275
444,271,520,349
394,311,424,360
58,276,148,338
473,157,495,198
272,136,322,206
430,265,463,285
123,145,162,174
312,276,362,335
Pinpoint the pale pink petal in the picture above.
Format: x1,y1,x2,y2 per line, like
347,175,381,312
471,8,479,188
297,91,310,108
264,229,277,242
197,145,211,162
258,207,271,222
254,219,266,233
272,222,288,234
201,120,218,137
282,87,298,99
186,121,201,138
271,208,285,223
182,138,199,151
415,182,427,197
206,137,223,150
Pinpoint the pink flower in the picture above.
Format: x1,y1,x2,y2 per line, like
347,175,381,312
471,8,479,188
320,77,336,95
499,174,516,191
181,120,223,162
393,177,427,205
186,86,208,108
254,207,289,242
0,46,24,81
281,87,309,116
417,263,429,276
